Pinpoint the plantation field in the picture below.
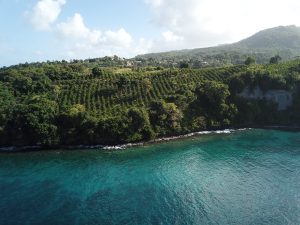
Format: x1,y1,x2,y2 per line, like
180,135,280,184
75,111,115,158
57,66,245,116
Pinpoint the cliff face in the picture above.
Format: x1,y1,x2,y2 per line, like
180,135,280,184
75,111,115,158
239,87,293,111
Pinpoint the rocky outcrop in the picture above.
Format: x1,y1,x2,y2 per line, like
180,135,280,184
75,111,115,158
239,86,293,111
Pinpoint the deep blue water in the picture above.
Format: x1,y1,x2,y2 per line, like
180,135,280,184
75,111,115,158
0,129,300,225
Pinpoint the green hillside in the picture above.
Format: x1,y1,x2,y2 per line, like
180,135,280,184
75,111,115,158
235,25,300,49
58,66,242,117
1,59,300,148
136,26,300,66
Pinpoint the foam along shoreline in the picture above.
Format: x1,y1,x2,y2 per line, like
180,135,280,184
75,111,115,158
11,126,300,152
104,126,300,150
0,128,252,152
5,126,299,152
105,128,250,150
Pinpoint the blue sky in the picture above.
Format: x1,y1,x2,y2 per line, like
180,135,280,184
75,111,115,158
0,0,158,66
1,0,300,67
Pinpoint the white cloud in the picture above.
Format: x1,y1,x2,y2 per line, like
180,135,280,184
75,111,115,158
24,1,138,59
55,13,135,58
145,0,300,49
26,0,66,31
144,31,185,53
162,31,183,42
105,28,132,48
56,13,102,44
24,0,300,60
134,38,153,55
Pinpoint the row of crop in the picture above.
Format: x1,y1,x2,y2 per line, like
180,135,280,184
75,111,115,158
57,66,243,115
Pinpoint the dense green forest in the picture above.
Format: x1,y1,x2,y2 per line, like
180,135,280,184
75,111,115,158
1,57,300,148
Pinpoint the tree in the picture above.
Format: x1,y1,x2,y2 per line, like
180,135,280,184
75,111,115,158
244,57,256,66
0,83,15,117
96,116,129,145
0,83,15,145
116,76,130,89
269,55,282,64
56,104,87,145
192,80,237,127
141,78,152,93
31,73,52,93
126,107,155,141
68,104,85,116
197,81,230,106
149,100,183,135
92,67,103,76
12,75,33,94
179,62,190,69
229,74,245,94
5,95,59,146
52,85,61,100
190,116,207,131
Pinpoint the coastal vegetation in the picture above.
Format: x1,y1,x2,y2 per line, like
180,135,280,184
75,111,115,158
1,57,300,148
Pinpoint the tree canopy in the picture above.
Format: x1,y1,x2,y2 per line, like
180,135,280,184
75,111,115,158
1,58,300,148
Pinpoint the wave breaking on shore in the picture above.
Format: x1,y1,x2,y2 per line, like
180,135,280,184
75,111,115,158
0,128,252,152
103,128,251,150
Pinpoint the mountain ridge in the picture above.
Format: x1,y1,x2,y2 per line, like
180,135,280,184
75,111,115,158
136,25,300,66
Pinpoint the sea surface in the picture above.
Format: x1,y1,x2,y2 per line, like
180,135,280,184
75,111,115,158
0,129,299,225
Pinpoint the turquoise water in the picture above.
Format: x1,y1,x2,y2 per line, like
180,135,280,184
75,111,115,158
0,129,299,225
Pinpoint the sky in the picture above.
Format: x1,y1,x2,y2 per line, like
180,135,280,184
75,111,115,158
1,0,300,67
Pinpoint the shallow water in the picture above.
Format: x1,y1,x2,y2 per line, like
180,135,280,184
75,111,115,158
0,129,299,225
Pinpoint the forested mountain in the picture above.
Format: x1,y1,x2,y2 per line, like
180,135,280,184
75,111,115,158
235,25,300,49
1,58,300,149
136,26,300,67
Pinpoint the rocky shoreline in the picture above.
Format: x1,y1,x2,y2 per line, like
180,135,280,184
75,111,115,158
1,126,300,152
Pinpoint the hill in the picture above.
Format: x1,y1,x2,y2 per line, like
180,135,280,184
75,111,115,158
136,25,300,67
1,59,300,149
235,25,300,49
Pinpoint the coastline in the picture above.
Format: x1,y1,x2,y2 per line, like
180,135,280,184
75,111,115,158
1,126,300,153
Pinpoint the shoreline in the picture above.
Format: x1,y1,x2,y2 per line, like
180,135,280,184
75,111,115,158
1,126,300,152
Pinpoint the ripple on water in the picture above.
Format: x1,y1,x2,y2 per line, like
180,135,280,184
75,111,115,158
0,129,300,225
